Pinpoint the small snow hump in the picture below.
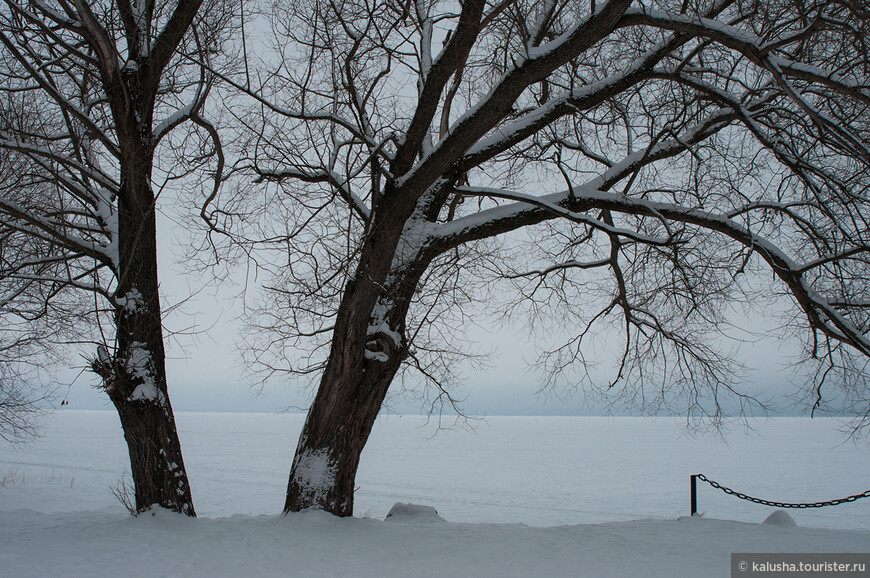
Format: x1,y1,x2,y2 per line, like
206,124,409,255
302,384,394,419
384,503,444,523
762,510,797,527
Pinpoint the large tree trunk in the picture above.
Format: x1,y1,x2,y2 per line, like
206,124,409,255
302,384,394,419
111,390,194,516
283,276,411,515
95,155,195,516
283,353,402,516
284,205,425,516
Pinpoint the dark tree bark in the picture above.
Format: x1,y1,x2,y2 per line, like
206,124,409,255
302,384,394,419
106,166,195,515
285,210,425,514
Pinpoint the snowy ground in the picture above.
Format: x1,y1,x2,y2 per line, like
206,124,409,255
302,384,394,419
1,411,868,576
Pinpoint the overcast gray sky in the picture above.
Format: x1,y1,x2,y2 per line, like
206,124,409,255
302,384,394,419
57,215,810,418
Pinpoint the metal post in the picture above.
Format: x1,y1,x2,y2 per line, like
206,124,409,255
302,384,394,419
691,474,698,516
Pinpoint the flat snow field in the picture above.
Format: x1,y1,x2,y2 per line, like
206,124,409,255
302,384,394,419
1,411,868,577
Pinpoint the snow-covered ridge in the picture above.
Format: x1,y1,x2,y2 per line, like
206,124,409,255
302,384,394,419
2,412,869,575
0,505,867,578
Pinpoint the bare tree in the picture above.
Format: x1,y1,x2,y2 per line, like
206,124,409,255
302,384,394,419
0,0,231,514
0,330,52,443
219,0,870,516
0,148,57,442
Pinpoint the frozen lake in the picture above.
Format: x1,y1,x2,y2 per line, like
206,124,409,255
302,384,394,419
1,410,869,531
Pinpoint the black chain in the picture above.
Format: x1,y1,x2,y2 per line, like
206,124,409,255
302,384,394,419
696,474,870,509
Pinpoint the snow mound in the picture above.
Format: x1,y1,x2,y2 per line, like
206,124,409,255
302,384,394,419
762,510,797,527
384,503,444,523
133,506,198,529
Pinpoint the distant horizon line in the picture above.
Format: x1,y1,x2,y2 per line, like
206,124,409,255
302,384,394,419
52,407,859,419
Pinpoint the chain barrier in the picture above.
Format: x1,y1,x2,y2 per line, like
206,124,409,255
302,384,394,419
695,473,870,509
